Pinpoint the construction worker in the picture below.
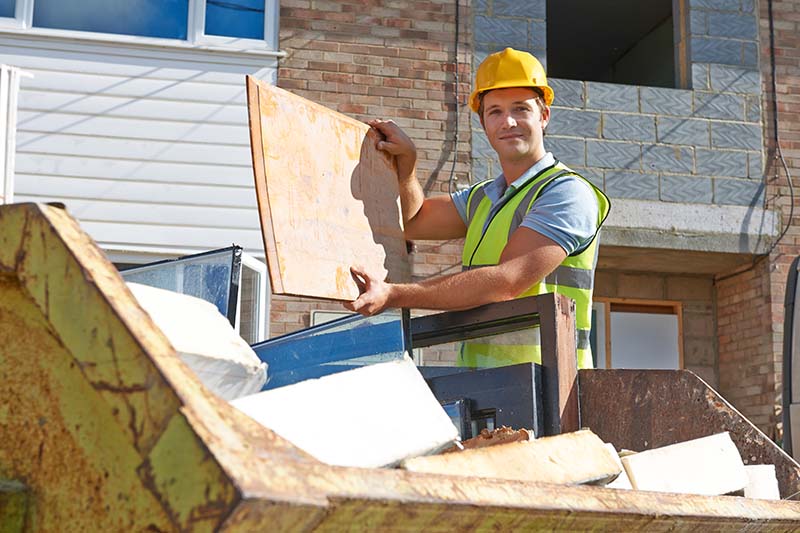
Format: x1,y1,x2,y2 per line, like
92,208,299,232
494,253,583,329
345,48,610,369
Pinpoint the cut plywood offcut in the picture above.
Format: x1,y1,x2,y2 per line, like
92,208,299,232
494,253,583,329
246,76,410,301
402,429,621,485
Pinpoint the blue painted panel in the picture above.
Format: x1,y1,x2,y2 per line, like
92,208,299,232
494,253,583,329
33,0,189,39
205,0,264,40
252,312,407,390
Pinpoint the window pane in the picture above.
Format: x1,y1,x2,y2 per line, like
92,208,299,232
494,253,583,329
33,0,189,40
0,0,14,18
120,248,238,324
205,0,264,40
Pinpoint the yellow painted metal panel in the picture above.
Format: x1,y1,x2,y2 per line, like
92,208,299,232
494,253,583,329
0,203,180,456
140,412,239,531
1,202,800,531
0,278,175,531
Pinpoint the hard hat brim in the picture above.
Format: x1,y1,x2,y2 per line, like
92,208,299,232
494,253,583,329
468,83,554,113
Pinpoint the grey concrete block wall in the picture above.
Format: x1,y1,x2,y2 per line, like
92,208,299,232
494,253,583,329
470,0,765,208
471,0,548,183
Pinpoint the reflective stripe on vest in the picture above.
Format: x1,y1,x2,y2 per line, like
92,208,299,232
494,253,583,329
458,162,610,370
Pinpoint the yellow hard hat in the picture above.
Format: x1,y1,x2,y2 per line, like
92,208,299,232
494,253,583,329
468,48,554,112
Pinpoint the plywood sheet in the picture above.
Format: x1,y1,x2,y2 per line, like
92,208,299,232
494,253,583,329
246,76,410,300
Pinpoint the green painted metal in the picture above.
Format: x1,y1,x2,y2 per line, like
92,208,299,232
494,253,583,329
0,480,28,533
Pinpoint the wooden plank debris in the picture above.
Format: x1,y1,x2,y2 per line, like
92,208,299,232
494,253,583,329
443,426,533,454
621,432,748,496
246,76,410,301
402,429,621,485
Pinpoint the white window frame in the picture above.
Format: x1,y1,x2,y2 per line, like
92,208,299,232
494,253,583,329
0,64,22,205
0,0,281,55
190,0,279,51
237,252,269,343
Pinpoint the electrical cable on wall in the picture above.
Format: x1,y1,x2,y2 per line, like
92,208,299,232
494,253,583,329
447,0,460,195
763,0,795,259
716,0,795,283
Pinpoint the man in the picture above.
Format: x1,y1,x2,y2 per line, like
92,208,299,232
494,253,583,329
345,48,610,369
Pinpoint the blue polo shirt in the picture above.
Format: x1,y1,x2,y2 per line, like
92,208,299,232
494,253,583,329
450,153,600,256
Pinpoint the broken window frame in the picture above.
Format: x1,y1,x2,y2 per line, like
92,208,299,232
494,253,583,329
120,245,270,344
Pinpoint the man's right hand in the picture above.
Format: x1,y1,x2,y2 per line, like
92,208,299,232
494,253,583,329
368,119,417,178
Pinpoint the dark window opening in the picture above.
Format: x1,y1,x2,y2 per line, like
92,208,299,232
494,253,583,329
546,0,680,88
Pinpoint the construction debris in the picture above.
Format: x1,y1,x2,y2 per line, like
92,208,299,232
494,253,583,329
604,443,633,490
231,356,458,468
620,432,748,496
402,429,621,485
744,465,781,500
127,282,267,400
443,426,533,454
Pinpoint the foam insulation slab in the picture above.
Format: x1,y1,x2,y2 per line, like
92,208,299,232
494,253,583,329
621,432,747,496
231,356,457,468
127,283,267,400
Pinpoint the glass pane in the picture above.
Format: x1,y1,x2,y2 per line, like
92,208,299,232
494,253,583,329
610,311,680,370
252,312,406,390
0,0,15,19
417,328,541,370
205,0,264,40
120,248,237,322
33,0,189,40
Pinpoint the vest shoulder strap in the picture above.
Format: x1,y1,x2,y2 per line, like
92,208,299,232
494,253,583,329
465,179,493,223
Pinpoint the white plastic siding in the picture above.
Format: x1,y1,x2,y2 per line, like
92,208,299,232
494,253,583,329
3,33,276,260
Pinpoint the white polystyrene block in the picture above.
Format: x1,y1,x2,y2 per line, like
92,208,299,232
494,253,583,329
744,465,780,500
231,356,458,468
128,282,267,400
621,432,747,496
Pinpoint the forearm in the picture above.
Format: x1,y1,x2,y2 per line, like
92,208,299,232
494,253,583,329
396,153,425,226
387,265,524,311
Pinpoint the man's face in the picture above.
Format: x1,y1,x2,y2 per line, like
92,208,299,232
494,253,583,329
481,87,550,164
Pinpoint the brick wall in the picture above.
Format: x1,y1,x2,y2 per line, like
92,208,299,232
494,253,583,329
715,260,777,432
271,0,471,336
715,0,800,439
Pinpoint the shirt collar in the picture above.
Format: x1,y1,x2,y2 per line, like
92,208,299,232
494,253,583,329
484,152,556,204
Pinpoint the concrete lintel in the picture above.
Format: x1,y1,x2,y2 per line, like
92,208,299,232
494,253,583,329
603,199,779,255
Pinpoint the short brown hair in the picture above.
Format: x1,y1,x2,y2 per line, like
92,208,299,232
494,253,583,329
477,87,547,121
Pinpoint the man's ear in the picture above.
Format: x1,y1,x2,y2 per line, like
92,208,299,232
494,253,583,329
479,113,485,130
541,105,551,130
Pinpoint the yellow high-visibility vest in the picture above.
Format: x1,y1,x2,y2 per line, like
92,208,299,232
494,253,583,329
458,162,610,369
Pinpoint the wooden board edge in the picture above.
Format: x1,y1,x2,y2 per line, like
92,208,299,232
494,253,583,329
246,75,285,295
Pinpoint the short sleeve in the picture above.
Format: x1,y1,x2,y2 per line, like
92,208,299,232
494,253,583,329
519,176,600,256
450,186,471,225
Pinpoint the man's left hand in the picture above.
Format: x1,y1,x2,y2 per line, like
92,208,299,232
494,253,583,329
343,265,393,316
